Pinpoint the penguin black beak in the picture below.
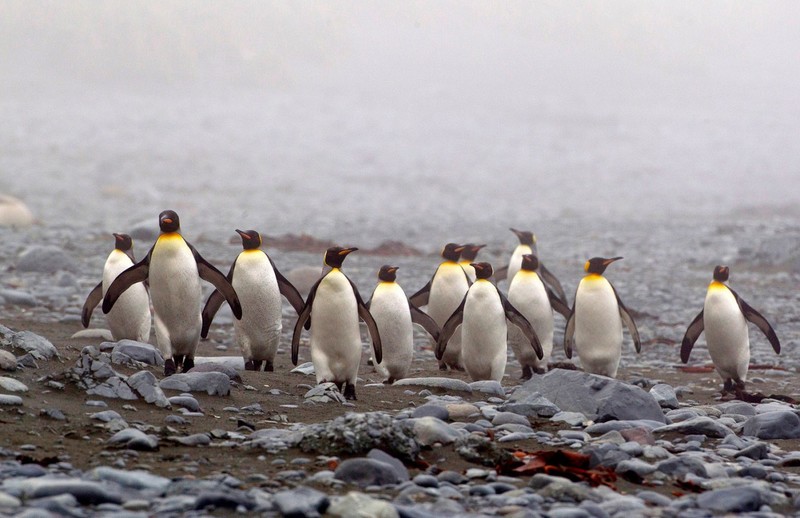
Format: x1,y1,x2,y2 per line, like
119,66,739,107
235,229,250,239
339,247,358,256
162,218,173,225
113,233,124,241
604,257,623,266
454,245,466,254
389,266,399,273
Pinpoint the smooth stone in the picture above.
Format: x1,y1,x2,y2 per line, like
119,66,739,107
411,404,449,420
0,194,34,227
86,376,138,400
654,416,734,438
168,396,202,412
335,458,401,487
159,372,230,396
189,360,242,380
585,420,664,433
0,377,27,392
194,491,255,511
0,289,37,307
754,402,791,414
551,411,588,426
88,467,170,491
16,245,77,273
328,491,399,518
107,428,159,451
734,442,770,460
410,416,462,446
697,486,763,513
636,490,672,507
393,377,472,393
273,485,330,517
716,401,757,417
16,478,122,505
469,380,505,397
413,474,439,488
0,350,16,371
71,329,114,340
509,369,665,423
742,411,800,439
492,412,530,427
616,459,657,477
109,340,164,366
367,448,409,482
445,403,479,420
649,384,679,409
89,410,122,422
0,491,20,508
500,392,560,418
40,408,66,421
172,433,211,446
656,456,708,478
0,394,22,406
10,331,59,359
127,370,170,408
291,362,315,375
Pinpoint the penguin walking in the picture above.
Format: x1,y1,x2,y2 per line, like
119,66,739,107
291,247,381,400
367,265,440,383
82,233,151,342
437,262,541,382
564,257,640,378
681,265,780,393
507,254,571,379
494,228,567,305
459,243,486,283
201,229,305,371
103,210,242,376
409,243,470,370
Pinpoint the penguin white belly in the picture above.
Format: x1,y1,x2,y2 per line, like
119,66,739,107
103,250,151,342
508,273,553,371
370,283,413,382
310,270,361,385
149,236,202,358
506,245,532,286
232,252,282,362
461,283,507,381
428,264,469,368
574,278,622,378
704,288,749,383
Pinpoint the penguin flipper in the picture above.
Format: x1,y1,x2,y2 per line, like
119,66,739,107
436,297,465,360
611,285,641,353
268,257,305,315
731,289,781,354
546,285,572,319
102,258,150,314
408,278,432,307
539,262,568,305
201,289,226,339
500,290,543,360
292,278,322,364
493,265,509,283
81,281,104,327
563,312,576,359
190,245,243,320
680,310,705,363
409,302,440,341
357,302,382,365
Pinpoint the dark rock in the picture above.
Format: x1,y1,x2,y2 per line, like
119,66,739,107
107,428,159,451
16,245,78,273
159,372,231,396
272,486,329,518
10,331,59,360
127,370,170,407
655,456,708,478
697,486,763,513
734,442,770,460
412,474,439,488
334,457,402,487
454,434,515,467
188,361,242,382
109,340,164,366
649,384,679,409
654,417,734,438
411,404,449,420
742,411,800,440
393,377,472,393
194,491,255,511
368,448,410,482
21,478,122,505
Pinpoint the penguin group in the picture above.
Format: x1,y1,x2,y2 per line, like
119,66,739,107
83,214,782,399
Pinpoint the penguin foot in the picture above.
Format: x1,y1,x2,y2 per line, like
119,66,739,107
520,365,534,381
244,360,256,371
334,381,345,393
384,377,395,385
173,355,184,372
534,367,547,375
264,360,274,372
548,361,579,371
343,383,357,400
251,360,263,371
182,357,194,372
164,359,177,377
438,363,448,371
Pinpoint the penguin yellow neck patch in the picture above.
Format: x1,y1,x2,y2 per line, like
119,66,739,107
708,281,728,291
584,273,604,282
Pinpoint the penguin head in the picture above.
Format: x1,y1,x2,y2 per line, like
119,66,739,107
324,246,358,269
471,262,494,280
159,210,181,233
585,256,623,275
510,228,536,246
378,265,399,282
460,243,486,262
441,243,465,262
113,233,133,252
520,253,540,272
713,265,730,282
235,229,262,250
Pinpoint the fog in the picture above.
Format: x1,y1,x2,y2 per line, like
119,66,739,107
1,1,798,241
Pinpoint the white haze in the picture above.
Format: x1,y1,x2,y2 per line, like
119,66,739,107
1,1,798,243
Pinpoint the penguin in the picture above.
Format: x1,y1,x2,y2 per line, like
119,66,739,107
507,254,572,379
437,262,541,382
201,229,305,372
367,265,440,383
409,243,471,370
291,246,382,400
459,243,486,283
681,265,780,392
103,210,242,376
563,257,640,378
82,233,151,342
494,228,568,305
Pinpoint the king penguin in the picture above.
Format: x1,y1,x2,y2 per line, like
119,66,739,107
564,257,640,378
201,229,305,371
367,265,440,383
103,210,242,375
291,246,382,400
409,243,470,370
681,265,780,393
507,254,571,379
459,243,486,283
82,233,151,342
437,262,541,382
494,228,568,305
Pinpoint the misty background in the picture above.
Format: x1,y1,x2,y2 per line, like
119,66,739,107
1,1,798,246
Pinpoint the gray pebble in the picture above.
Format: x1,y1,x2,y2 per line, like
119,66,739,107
107,428,159,451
